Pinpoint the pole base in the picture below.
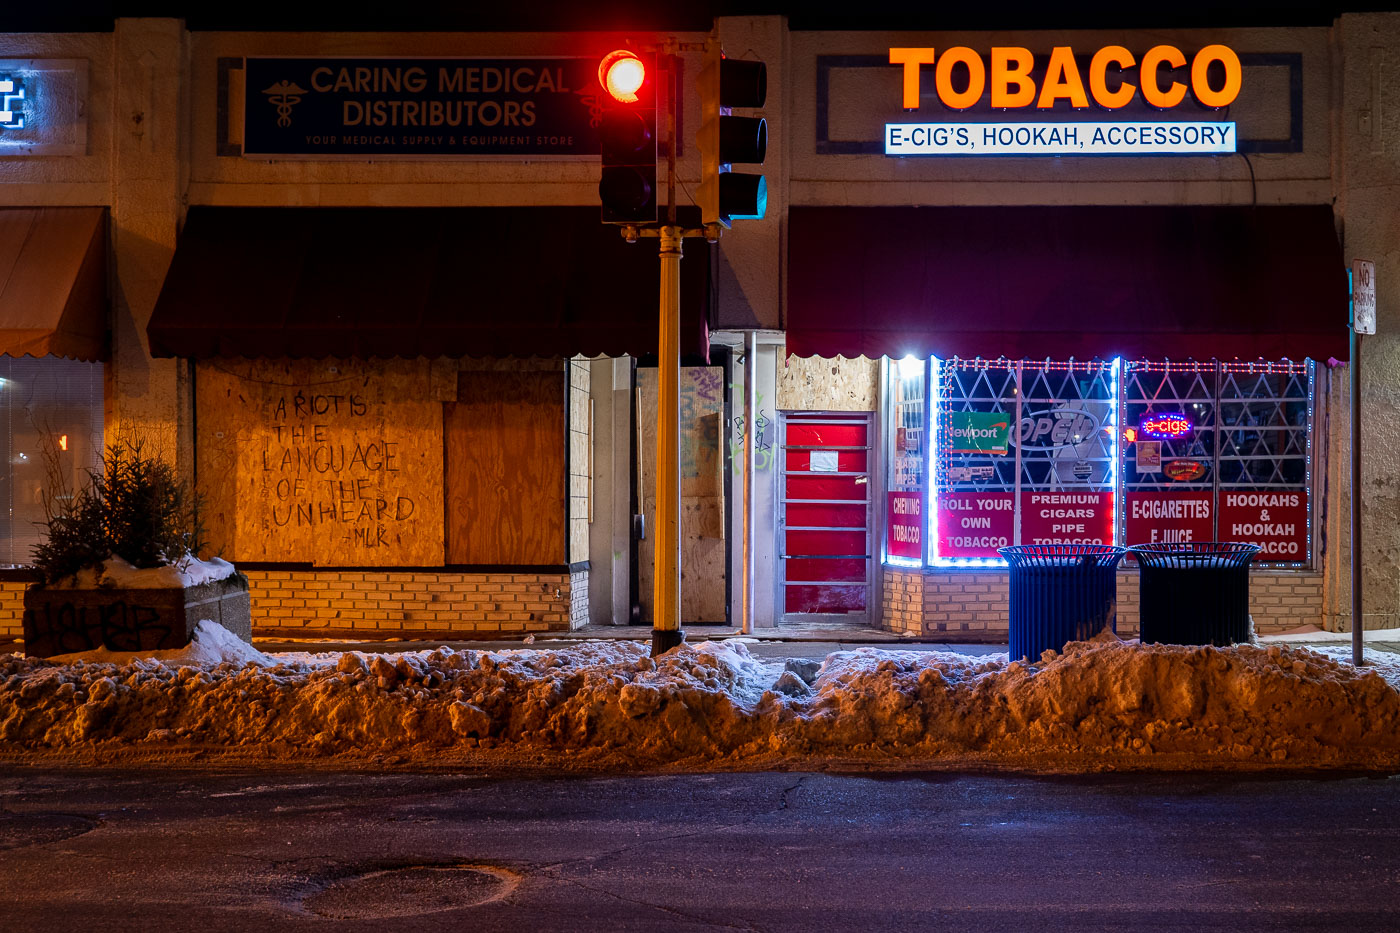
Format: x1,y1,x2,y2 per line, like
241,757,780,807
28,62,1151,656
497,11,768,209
651,628,686,657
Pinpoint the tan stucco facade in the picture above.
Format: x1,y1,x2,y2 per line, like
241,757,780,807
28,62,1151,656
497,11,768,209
2,14,1398,635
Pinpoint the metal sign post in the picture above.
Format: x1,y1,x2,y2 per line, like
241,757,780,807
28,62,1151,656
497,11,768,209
742,329,757,635
1351,259,1375,666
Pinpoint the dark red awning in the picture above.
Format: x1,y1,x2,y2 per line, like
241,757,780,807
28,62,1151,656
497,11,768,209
787,205,1349,362
148,207,710,361
0,208,108,362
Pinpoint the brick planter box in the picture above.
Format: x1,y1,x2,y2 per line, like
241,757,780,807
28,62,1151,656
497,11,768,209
22,577,251,659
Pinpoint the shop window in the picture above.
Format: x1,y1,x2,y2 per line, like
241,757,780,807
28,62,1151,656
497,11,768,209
0,356,105,568
931,359,1117,565
884,357,927,566
887,356,1315,569
1123,360,1312,563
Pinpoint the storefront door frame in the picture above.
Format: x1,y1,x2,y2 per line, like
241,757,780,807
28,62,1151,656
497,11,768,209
775,410,875,625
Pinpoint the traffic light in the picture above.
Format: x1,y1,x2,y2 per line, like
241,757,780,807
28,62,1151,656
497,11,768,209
597,50,658,224
697,46,767,227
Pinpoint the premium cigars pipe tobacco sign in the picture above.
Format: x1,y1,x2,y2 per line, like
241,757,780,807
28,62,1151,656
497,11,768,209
885,44,1241,156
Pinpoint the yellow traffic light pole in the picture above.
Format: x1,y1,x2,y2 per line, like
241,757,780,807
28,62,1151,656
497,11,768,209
617,41,729,656
654,47,685,654
652,223,684,653
624,49,718,655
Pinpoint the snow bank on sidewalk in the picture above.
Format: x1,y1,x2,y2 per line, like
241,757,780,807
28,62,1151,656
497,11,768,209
2,635,1398,770
47,621,271,668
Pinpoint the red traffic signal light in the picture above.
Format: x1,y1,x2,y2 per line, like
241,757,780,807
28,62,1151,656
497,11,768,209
599,50,647,103
597,49,658,225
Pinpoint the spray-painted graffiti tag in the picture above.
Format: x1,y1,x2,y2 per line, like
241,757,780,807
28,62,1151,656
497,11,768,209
729,389,774,475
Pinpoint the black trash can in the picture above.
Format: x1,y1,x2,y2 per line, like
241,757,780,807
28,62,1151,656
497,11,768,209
998,544,1127,662
1128,542,1262,646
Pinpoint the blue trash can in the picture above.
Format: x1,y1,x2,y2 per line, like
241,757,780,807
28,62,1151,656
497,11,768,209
1128,542,1261,646
999,544,1128,663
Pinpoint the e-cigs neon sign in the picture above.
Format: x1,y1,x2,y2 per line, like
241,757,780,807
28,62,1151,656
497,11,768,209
1139,412,1193,440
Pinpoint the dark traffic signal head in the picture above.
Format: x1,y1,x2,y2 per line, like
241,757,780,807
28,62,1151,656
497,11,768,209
598,50,658,224
698,47,768,227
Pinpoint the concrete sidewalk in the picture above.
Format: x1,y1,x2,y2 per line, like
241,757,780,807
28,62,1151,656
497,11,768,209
247,619,1016,660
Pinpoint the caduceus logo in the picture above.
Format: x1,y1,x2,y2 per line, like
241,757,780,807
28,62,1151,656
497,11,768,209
575,88,606,128
262,80,307,127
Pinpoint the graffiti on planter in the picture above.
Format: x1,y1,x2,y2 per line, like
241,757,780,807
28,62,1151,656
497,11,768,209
23,599,175,655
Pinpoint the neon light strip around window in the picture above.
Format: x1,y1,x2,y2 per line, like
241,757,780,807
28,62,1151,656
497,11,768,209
929,357,1122,568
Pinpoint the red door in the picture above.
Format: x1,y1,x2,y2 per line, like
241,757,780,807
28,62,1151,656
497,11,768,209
779,413,872,619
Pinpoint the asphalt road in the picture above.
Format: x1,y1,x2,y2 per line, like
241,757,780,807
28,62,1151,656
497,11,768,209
1,766,1398,932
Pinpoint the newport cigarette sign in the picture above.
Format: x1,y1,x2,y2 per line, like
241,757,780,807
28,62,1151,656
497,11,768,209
948,411,1011,454
885,43,1240,157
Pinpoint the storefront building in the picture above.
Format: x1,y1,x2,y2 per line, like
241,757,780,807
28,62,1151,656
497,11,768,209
0,13,1396,641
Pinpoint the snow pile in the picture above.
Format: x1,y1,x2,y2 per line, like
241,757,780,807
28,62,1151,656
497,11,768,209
43,555,239,590
2,636,1399,770
47,621,271,668
1261,625,1400,644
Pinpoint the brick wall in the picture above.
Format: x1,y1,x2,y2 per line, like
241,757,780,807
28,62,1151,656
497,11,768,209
243,570,584,637
570,568,589,628
880,567,1326,641
881,569,925,636
0,570,589,642
0,580,27,638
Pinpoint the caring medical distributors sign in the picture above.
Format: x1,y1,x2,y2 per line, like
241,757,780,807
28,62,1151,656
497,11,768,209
884,44,1240,156
243,57,602,157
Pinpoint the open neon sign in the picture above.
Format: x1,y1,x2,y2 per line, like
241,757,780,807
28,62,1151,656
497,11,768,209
0,76,24,129
1139,412,1193,440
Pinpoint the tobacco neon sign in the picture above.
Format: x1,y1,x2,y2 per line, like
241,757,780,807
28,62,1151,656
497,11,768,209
0,76,24,129
888,45,1242,111
1139,412,1193,440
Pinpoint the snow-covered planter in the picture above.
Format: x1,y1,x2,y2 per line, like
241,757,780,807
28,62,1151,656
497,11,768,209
22,439,249,659
23,557,249,659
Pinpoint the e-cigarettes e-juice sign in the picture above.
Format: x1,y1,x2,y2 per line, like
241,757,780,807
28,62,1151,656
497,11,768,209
885,44,1240,156
1125,490,1213,546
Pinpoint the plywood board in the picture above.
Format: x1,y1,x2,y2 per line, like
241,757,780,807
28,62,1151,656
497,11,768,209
778,355,880,411
445,370,565,565
637,367,727,624
195,358,443,566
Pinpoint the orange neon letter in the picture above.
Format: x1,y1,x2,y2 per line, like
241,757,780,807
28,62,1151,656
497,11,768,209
890,47,937,109
1191,44,1242,108
935,46,986,110
1089,46,1137,109
1140,45,1188,108
990,47,1036,109
1036,46,1090,108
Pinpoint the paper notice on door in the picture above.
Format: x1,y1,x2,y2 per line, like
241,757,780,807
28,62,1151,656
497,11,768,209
810,450,839,472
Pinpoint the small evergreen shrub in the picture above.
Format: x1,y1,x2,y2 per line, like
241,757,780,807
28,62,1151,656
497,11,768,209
32,440,206,584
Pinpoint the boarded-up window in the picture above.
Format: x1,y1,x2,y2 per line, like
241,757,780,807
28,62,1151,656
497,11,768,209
445,370,565,565
195,359,444,566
